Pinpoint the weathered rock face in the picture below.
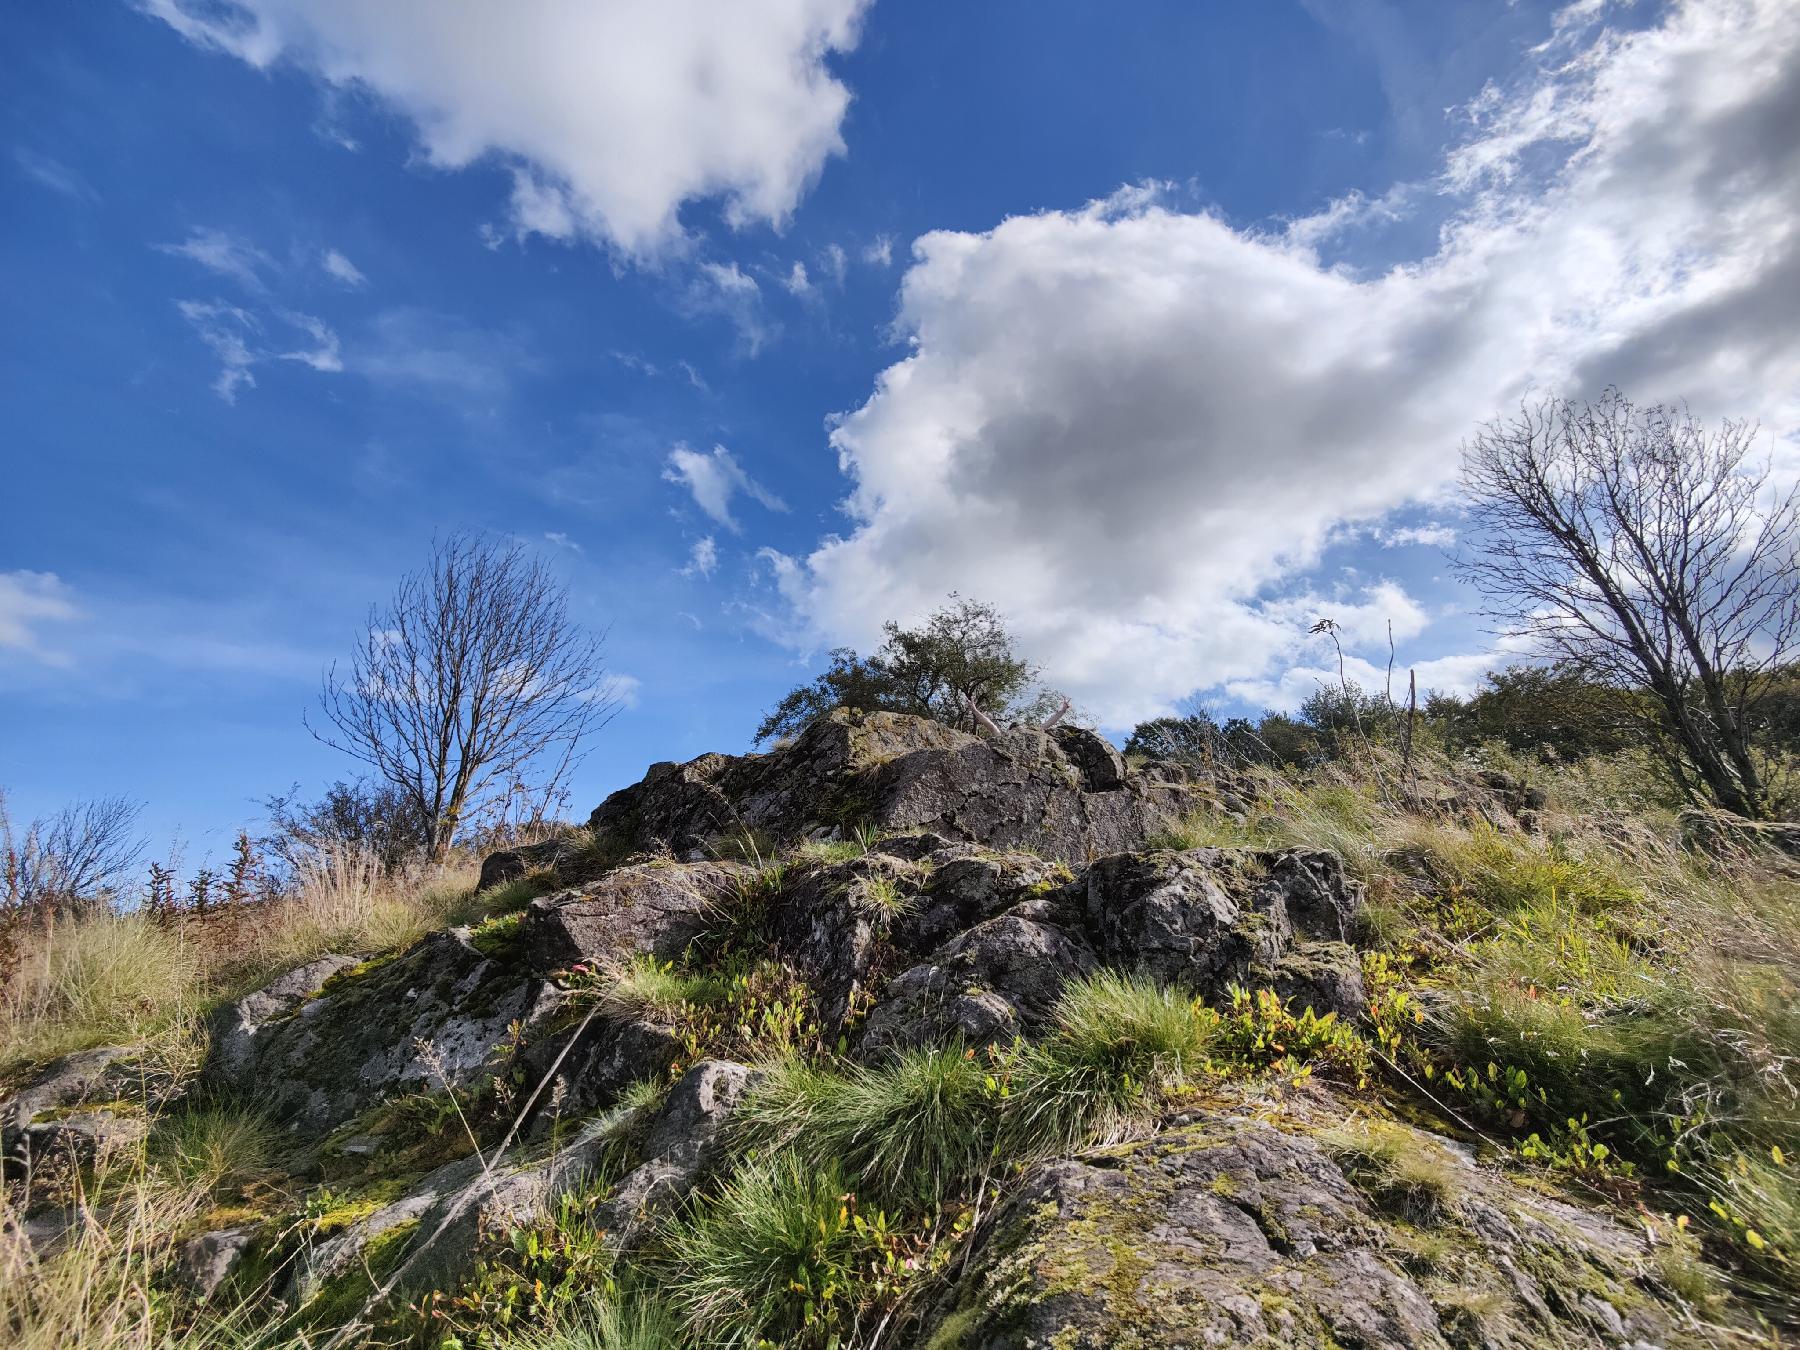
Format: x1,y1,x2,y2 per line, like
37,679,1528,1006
921,1115,1699,1349
1,1045,163,1176
519,860,747,976
205,931,550,1133
586,709,1190,866
289,1059,759,1305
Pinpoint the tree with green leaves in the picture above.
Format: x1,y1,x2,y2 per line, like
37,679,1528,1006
756,595,1051,744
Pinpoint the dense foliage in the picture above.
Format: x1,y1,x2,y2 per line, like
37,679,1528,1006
755,594,1057,744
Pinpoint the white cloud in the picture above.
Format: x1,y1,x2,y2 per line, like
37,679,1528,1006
144,0,869,258
862,234,893,266
355,307,533,405
783,261,812,297
544,531,583,553
175,300,262,401
680,536,719,579
687,261,770,352
0,571,80,664
175,300,343,400
277,311,343,371
1378,524,1458,549
771,0,1800,726
158,227,274,292
322,247,366,286
819,243,849,284
664,445,787,531
601,672,642,709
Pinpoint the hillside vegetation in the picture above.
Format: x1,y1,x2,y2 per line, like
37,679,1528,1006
4,707,1799,1349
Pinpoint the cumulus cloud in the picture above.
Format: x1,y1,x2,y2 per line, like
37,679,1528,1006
770,0,1800,726
664,445,787,531
783,261,812,297
143,0,869,258
0,570,80,663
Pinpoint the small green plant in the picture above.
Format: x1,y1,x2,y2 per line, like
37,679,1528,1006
1206,985,1372,1086
1320,1117,1462,1224
418,1185,618,1344
149,1102,276,1198
591,956,728,1023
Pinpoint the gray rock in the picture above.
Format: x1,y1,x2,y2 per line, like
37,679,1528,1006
207,954,359,1083
920,1116,1702,1349
520,860,747,976
207,930,546,1132
477,836,581,891
859,911,1100,1056
1258,939,1369,1021
1,1045,156,1176
174,1224,259,1300
593,1059,757,1251
1077,850,1288,990
585,709,1189,868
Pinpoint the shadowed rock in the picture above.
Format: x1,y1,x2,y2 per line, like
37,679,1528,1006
582,709,1188,866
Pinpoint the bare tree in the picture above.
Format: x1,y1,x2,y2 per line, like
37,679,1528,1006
0,791,146,915
1457,390,1799,818
309,532,618,859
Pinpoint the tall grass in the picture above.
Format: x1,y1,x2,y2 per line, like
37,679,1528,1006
1,841,487,1083
659,1154,877,1346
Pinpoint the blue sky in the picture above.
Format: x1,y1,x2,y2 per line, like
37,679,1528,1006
4,0,1797,862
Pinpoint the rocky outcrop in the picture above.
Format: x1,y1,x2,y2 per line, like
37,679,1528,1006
205,931,552,1132
153,713,1731,1345
921,1114,1701,1349
519,860,746,976
1,1045,161,1176
585,709,1190,866
289,1059,757,1308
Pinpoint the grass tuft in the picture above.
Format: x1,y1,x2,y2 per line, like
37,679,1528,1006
1001,969,1210,1156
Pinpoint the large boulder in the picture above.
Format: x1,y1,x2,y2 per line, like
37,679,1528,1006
519,860,747,976
206,931,549,1132
920,1115,1706,1349
207,954,359,1083
581,709,1188,867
